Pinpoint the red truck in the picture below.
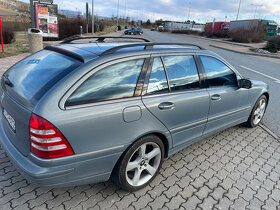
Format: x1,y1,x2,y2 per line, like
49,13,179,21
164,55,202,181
205,22,230,33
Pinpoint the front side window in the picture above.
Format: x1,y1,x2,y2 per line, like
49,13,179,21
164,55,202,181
200,56,237,87
147,58,169,95
163,56,200,91
66,59,144,106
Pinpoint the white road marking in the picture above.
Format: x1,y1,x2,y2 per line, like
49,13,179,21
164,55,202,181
239,65,280,83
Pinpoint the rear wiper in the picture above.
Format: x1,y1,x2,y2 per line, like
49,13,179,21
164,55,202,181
2,75,13,87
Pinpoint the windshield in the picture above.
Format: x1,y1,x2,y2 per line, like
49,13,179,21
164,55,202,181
266,25,277,33
4,50,81,106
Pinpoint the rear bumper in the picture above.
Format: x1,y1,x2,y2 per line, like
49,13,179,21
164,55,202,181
0,115,125,187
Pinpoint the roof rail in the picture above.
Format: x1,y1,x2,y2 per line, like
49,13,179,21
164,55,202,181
100,42,205,56
61,36,151,44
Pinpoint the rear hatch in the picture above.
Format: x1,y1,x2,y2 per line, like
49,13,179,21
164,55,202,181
0,49,81,156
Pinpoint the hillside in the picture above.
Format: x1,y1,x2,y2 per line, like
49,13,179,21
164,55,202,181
0,0,29,15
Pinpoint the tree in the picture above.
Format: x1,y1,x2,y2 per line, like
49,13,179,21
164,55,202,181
146,19,151,25
155,19,164,27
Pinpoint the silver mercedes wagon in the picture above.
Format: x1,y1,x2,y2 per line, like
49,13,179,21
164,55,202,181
0,37,269,191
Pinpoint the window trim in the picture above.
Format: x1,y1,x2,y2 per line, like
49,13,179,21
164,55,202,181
61,55,149,109
198,55,239,89
142,57,170,96
160,57,171,92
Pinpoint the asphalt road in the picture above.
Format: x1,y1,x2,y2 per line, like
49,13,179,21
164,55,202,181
141,29,280,137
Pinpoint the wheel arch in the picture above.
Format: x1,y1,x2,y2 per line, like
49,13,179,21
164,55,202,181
110,131,171,182
263,92,269,103
128,131,171,158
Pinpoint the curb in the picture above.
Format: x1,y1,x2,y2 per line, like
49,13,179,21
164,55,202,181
209,45,280,60
185,34,253,48
260,124,280,141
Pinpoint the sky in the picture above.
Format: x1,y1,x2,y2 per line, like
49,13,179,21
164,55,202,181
22,0,280,23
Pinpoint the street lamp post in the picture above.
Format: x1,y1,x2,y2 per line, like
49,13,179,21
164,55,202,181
116,0,120,31
251,4,263,19
236,0,242,20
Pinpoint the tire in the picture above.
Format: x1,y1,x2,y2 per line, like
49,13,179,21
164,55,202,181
112,135,164,191
244,95,267,128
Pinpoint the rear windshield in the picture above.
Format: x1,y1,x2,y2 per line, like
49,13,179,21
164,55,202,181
4,50,81,106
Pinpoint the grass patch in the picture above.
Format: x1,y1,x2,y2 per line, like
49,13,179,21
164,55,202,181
0,26,116,58
0,31,29,58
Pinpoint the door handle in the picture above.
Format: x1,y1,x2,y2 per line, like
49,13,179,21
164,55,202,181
211,94,221,101
158,102,175,110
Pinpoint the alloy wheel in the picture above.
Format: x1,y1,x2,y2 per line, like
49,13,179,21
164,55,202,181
253,98,266,125
125,142,161,187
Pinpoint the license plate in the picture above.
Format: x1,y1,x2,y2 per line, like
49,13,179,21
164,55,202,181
3,109,16,132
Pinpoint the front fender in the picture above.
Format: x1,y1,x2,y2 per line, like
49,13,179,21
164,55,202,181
248,80,269,107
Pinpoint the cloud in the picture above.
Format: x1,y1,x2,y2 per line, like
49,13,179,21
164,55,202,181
21,0,280,23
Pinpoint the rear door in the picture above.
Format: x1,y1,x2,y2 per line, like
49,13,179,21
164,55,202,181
142,54,210,148
58,56,170,154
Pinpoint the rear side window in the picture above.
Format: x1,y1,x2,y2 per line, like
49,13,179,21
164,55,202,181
147,58,169,95
66,59,144,106
163,56,200,91
5,50,81,101
200,56,237,87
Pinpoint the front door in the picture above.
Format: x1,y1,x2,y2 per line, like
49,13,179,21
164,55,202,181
199,55,250,135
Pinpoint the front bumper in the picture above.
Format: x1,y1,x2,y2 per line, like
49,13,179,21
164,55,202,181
0,115,124,187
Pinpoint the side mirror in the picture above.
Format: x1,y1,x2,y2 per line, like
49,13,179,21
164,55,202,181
239,79,252,89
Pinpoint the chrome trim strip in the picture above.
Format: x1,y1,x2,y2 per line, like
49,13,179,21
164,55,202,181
208,106,251,122
170,119,207,134
65,97,141,110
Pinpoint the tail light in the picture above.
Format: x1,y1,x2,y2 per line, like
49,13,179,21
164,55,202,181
29,113,74,159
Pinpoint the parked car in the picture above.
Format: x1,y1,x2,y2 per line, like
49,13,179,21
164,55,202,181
124,27,134,35
0,37,269,191
124,27,143,35
151,27,155,31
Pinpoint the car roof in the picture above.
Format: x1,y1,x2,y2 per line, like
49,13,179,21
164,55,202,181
47,40,214,63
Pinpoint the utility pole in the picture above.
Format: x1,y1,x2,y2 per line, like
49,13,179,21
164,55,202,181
30,0,36,28
86,2,89,35
236,0,242,20
116,0,120,31
92,0,94,34
187,1,191,21
124,0,127,27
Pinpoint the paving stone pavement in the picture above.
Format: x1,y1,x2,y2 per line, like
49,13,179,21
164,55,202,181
0,53,30,75
0,125,280,210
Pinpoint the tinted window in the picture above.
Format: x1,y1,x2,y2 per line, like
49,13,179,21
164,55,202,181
5,50,81,100
147,58,169,95
66,59,144,106
163,56,200,91
200,56,237,87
